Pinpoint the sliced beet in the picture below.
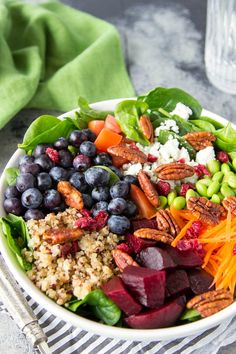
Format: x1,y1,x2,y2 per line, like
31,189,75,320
137,247,176,270
188,269,214,295
122,266,166,308
132,219,157,231
102,276,142,316
125,295,186,329
126,233,156,254
165,245,203,268
166,270,189,297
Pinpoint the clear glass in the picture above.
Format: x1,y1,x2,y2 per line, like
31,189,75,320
205,0,236,94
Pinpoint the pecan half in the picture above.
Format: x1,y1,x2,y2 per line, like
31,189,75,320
112,249,139,272
137,170,159,207
184,132,216,151
155,163,195,180
222,196,236,215
187,196,225,224
139,115,154,143
57,181,84,210
107,144,147,164
43,227,84,245
187,289,233,318
133,228,174,244
156,209,180,237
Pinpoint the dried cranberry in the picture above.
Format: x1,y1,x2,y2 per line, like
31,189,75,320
75,211,108,231
191,221,203,234
179,183,195,197
147,154,158,162
94,211,109,230
185,221,202,239
71,241,79,255
60,243,72,258
177,239,204,258
80,209,91,217
216,151,229,163
116,243,133,254
233,244,236,255
75,216,95,230
130,142,140,151
156,181,171,196
194,164,211,177
178,158,185,163
46,147,60,163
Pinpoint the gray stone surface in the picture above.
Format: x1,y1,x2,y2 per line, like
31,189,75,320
0,0,236,353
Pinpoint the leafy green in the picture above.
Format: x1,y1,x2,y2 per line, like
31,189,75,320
138,87,202,118
94,166,120,185
115,100,149,145
67,289,121,325
214,123,236,152
180,308,201,322
158,130,196,159
18,115,76,153
190,120,216,133
0,215,32,271
194,116,224,130
5,167,20,186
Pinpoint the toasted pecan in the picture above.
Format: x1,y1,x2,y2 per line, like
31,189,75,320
222,196,236,215
156,209,180,237
43,227,84,245
133,228,174,244
112,249,139,272
139,115,154,143
155,163,195,180
57,181,84,210
187,196,225,225
107,144,147,164
184,132,216,151
137,170,159,207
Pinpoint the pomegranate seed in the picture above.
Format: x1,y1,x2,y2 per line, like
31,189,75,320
117,243,133,254
147,154,158,162
233,244,236,255
156,181,171,196
46,147,60,163
217,151,229,163
178,158,185,163
179,183,195,197
194,164,211,177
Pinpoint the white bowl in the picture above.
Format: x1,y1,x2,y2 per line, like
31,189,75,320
0,98,235,341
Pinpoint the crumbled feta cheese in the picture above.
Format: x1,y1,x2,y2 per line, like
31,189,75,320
170,102,192,120
123,163,142,176
154,119,179,137
196,146,215,165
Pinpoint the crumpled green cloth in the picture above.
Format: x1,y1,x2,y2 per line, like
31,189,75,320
0,0,134,129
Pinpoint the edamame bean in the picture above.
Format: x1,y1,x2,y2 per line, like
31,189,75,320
172,196,186,210
210,194,221,204
167,191,177,206
159,196,167,209
220,183,235,197
207,160,221,175
232,158,236,171
217,191,224,201
198,178,212,187
186,189,197,201
228,175,236,189
222,171,234,183
221,163,231,174
207,181,220,197
196,181,208,197
212,171,224,183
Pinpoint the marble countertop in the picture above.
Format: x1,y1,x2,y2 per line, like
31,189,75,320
0,0,236,353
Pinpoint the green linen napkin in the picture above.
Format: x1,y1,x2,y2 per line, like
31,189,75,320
0,0,135,129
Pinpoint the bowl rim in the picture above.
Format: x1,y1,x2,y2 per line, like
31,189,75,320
0,98,235,341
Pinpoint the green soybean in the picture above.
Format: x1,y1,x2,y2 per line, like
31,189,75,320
198,178,212,187
232,158,236,171
159,196,167,209
167,191,177,206
186,189,197,201
196,181,208,197
207,181,220,197
212,171,224,183
210,194,221,204
172,196,186,210
207,159,221,174
217,191,224,201
228,175,236,189
222,171,235,183
221,163,231,174
220,183,235,197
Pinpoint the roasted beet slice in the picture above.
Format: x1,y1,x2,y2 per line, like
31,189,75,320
166,270,189,297
165,245,203,268
188,269,214,295
126,233,156,254
137,247,176,270
122,266,166,308
102,276,142,315
132,219,157,231
125,295,186,329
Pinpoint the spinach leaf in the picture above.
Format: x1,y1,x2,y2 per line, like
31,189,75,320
115,100,149,146
94,166,120,185
67,289,121,325
4,213,30,244
190,120,216,133
214,123,236,152
18,115,75,153
5,167,20,186
138,87,202,118
158,130,196,159
180,308,201,322
194,116,224,130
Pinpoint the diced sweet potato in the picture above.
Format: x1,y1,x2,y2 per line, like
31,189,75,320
137,247,176,270
122,266,166,308
166,270,189,297
126,233,156,254
131,219,157,231
188,269,214,295
102,276,142,316
164,245,203,268
125,295,186,329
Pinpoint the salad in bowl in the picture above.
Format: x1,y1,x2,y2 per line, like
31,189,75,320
1,86,236,337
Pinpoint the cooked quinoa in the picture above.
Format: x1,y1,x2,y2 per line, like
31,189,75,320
24,208,121,305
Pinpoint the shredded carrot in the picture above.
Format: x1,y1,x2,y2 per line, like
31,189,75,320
226,209,232,242
171,220,194,247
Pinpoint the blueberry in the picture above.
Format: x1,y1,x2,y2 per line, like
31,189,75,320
109,166,123,179
93,153,112,166
19,155,34,166
110,181,129,199
3,198,23,216
79,141,97,157
69,172,90,193
33,144,52,158
54,137,69,150
85,167,110,187
82,128,96,142
82,193,94,209
35,154,54,171
49,167,68,182
24,209,44,221
124,200,137,217
20,162,41,176
107,215,130,235
73,154,91,172
44,189,61,209
123,175,138,185
51,201,66,213
37,172,52,191
92,201,108,216
58,150,73,168
16,173,35,193
21,188,43,209
92,186,110,202
4,186,20,199
69,130,87,147
108,198,127,215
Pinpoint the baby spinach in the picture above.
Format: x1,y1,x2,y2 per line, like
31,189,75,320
138,87,202,119
190,120,216,133
115,100,149,146
193,116,224,130
158,130,196,159
214,123,236,152
5,167,20,186
180,308,201,322
94,166,120,185
67,289,121,325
